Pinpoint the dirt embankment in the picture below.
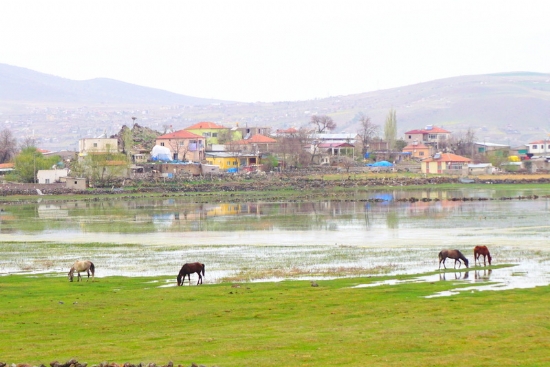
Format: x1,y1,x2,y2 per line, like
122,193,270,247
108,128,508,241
2,173,550,197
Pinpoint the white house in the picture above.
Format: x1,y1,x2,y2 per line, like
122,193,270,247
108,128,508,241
526,140,550,156
37,168,69,184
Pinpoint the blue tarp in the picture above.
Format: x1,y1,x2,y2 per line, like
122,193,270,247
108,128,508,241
367,161,393,167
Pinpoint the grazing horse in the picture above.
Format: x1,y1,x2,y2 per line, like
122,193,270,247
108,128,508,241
474,245,492,266
177,262,205,286
68,260,95,282
438,249,469,269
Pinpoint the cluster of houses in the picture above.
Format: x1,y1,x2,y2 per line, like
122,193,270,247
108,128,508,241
3,122,550,186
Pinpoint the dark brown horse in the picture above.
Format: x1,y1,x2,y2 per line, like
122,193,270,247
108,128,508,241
177,262,205,286
438,249,469,269
474,245,492,266
68,260,95,282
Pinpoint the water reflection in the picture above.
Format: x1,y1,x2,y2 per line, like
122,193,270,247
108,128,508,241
438,271,470,281
1,188,550,294
1,192,550,236
475,269,492,281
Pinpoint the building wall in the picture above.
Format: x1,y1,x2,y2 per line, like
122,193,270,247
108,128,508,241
37,169,69,184
206,156,240,170
66,177,87,190
527,142,550,155
155,137,206,162
79,138,119,154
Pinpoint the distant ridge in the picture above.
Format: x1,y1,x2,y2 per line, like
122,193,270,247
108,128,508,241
0,63,225,105
1,62,550,151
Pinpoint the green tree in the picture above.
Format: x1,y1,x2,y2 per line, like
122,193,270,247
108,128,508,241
384,108,397,151
395,138,407,152
14,147,60,183
121,126,134,159
79,153,129,186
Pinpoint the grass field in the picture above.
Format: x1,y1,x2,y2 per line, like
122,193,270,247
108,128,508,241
1,271,549,366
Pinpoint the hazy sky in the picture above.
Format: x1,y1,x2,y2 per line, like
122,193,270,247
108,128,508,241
2,0,549,102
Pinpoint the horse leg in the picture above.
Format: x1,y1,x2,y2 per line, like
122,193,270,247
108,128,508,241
197,271,202,285
77,271,82,282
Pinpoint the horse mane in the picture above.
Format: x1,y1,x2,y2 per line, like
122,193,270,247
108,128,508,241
458,250,469,266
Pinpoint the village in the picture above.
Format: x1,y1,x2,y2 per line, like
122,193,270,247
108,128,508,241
1,121,550,189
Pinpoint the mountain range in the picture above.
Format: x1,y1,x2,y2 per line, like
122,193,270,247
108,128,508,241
1,63,549,152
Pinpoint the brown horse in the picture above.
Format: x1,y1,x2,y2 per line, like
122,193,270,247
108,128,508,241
68,260,95,282
438,249,469,269
474,245,492,266
177,262,205,286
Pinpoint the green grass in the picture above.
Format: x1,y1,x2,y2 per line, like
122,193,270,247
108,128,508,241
1,273,549,366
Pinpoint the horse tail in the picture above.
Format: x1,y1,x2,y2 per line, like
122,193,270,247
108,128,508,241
89,262,95,276
201,263,205,277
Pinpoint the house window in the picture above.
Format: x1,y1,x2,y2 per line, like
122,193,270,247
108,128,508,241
45,178,50,184
532,145,538,150
428,134,437,140
419,152,424,156
160,142,165,146
93,143,98,147
212,133,218,138
408,135,412,139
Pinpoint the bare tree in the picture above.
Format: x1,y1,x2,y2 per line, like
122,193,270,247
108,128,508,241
0,128,17,163
19,136,37,150
447,128,477,158
167,140,189,161
274,127,312,169
310,115,336,133
356,113,379,156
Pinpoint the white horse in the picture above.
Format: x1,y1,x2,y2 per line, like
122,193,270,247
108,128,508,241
68,260,95,282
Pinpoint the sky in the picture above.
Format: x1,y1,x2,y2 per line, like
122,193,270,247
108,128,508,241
1,0,549,103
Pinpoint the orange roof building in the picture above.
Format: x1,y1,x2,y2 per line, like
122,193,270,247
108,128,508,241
421,153,472,174
155,129,206,162
402,142,433,159
404,125,451,148
229,134,277,153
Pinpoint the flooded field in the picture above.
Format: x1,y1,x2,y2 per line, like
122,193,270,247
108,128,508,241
1,187,550,296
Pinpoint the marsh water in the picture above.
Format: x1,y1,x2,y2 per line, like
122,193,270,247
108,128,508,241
1,187,550,296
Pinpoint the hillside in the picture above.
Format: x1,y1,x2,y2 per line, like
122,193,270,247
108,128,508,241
1,63,549,151
0,63,224,106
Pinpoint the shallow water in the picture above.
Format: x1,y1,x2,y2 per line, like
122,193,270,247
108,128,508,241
1,190,550,295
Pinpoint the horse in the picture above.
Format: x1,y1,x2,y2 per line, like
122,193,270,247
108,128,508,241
177,262,205,286
438,249,469,269
474,245,492,266
68,260,95,282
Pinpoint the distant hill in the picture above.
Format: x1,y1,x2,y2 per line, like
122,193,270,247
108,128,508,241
1,63,549,151
0,63,224,105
